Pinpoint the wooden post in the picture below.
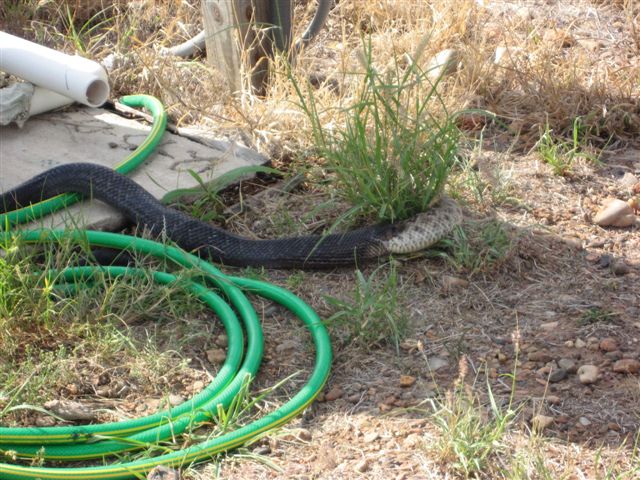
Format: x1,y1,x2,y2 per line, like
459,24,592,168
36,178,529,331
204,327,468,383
202,0,276,95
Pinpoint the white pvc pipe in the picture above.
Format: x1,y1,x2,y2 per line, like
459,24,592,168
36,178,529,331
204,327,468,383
0,31,110,107
28,87,74,116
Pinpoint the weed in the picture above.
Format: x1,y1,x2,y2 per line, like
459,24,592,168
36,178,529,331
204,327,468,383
162,165,278,223
578,307,618,326
0,236,211,425
536,117,601,176
438,220,513,274
429,363,517,478
324,262,407,351
292,36,459,223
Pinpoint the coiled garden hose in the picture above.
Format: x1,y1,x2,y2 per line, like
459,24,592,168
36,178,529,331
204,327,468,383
0,97,332,479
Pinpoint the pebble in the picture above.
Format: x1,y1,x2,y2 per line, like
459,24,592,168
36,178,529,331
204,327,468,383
427,48,460,80
347,393,361,403
593,198,636,227
577,365,599,384
192,380,205,392
619,172,639,188
427,356,449,371
613,359,640,374
548,368,568,383
611,259,631,276
168,394,184,407
599,338,618,352
147,466,181,480
605,350,623,361
399,375,417,388
298,428,313,442
528,351,553,363
546,395,561,405
540,321,559,332
578,417,592,427
355,458,371,473
206,348,226,364
531,415,554,431
364,432,380,443
575,338,587,348
441,275,469,292
558,358,577,373
276,340,297,354
324,386,344,401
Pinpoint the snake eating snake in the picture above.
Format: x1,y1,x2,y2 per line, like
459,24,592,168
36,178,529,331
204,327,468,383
1,162,462,269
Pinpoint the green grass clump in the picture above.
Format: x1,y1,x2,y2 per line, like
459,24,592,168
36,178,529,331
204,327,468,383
439,220,513,275
294,37,460,223
536,117,600,176
324,263,407,351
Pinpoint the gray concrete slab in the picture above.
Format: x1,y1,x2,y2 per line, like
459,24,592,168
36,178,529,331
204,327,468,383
0,107,267,229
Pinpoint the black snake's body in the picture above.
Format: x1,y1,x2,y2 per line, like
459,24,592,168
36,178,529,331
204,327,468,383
1,163,462,269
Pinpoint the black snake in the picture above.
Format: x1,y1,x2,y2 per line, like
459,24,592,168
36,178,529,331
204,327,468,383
0,163,462,269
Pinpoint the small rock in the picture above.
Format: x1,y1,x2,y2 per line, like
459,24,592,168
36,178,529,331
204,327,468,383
427,356,449,371
325,386,344,401
441,275,469,292
593,198,636,227
364,432,380,443
599,337,618,352
347,393,361,403
276,340,297,354
577,365,599,384
298,428,313,442
605,350,623,361
147,466,181,480
403,433,422,448
399,375,417,388
215,334,228,347
613,359,640,374
427,48,460,80
355,458,370,473
531,414,554,431
168,394,184,407
546,395,561,405
35,416,57,427
619,172,639,188
528,351,553,363
43,400,96,421
575,338,587,348
515,6,534,20
578,416,592,427
540,321,559,332
558,358,577,373
548,368,568,383
192,380,205,392
611,259,631,276
206,348,226,364
543,29,575,48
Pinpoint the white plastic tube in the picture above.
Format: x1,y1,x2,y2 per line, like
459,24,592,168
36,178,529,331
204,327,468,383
0,31,110,107
28,87,74,116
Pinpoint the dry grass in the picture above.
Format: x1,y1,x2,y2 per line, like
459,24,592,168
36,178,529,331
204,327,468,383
3,0,638,152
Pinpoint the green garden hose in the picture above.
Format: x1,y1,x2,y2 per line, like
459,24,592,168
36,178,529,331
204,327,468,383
0,97,332,479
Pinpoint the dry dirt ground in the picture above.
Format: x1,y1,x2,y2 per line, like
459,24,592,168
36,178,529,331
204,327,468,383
1,0,640,479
